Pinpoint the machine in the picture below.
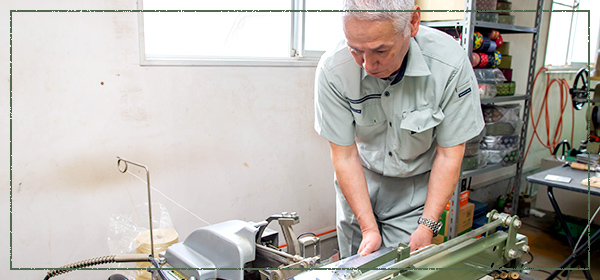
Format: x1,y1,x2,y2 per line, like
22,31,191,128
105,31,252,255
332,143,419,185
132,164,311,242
44,158,532,280
44,209,531,280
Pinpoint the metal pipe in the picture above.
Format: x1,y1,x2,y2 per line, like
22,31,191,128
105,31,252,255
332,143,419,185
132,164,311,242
356,218,505,280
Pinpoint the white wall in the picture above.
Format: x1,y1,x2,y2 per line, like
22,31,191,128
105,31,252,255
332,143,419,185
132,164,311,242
2,1,336,279
1,1,590,279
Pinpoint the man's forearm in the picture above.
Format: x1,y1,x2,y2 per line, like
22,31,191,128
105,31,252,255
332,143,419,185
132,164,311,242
329,143,379,234
422,143,466,222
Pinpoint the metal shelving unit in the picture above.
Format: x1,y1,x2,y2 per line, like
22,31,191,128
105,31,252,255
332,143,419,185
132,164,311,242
423,20,538,34
481,95,530,104
422,0,545,239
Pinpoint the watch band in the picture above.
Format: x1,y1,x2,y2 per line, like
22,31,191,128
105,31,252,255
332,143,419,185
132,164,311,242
418,216,443,237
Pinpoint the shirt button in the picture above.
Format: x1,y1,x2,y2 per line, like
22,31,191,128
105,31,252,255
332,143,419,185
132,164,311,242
388,151,393,156
384,91,390,97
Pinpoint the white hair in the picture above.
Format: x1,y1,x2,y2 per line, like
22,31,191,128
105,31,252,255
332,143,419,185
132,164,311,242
342,0,415,36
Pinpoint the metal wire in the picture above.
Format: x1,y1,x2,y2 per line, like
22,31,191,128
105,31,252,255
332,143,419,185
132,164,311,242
117,157,155,258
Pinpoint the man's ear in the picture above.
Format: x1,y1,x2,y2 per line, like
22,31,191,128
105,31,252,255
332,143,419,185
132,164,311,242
410,5,421,37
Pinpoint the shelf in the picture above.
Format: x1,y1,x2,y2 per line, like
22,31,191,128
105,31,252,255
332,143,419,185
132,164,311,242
421,20,465,28
422,20,537,34
474,21,537,34
480,95,530,104
462,163,516,177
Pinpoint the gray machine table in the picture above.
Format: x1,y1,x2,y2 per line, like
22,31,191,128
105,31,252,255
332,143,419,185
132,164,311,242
526,165,600,279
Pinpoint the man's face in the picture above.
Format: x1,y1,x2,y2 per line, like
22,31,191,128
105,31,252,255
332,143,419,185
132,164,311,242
343,17,412,79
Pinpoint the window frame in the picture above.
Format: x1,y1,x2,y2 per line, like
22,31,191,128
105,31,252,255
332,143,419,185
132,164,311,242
137,0,328,67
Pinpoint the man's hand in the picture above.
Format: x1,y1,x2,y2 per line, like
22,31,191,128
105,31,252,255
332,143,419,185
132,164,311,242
408,224,434,252
358,228,382,256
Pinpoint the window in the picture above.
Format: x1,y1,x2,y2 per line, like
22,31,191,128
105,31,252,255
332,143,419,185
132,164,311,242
140,0,346,66
544,0,600,67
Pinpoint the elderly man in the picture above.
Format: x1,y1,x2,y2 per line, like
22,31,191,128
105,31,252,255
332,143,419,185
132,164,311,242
314,0,484,258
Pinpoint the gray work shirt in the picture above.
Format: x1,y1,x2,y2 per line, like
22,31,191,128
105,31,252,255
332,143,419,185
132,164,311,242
314,26,485,178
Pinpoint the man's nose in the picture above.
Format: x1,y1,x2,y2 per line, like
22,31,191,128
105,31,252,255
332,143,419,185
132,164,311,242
362,53,377,72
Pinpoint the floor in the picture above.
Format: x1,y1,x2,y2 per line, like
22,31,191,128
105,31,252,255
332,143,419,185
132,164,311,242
518,211,599,280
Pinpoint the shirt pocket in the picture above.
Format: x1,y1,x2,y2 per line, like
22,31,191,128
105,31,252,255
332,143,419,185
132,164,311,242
396,107,445,160
349,97,386,126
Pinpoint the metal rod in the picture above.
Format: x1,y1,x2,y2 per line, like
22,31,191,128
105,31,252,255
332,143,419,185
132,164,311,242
356,218,505,280
117,157,155,259
256,244,296,264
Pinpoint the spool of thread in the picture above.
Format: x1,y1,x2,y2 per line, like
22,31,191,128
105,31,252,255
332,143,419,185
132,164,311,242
473,31,484,51
472,52,481,68
492,51,503,68
478,52,489,68
485,41,497,53
135,228,179,280
496,35,504,47
489,30,500,40
487,53,495,68
478,37,491,52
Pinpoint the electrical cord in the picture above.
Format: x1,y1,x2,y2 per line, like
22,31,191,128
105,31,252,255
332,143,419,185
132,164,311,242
43,254,150,280
524,66,575,164
573,205,600,254
522,251,534,266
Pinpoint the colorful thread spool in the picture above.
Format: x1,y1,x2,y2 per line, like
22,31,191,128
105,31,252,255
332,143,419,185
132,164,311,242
487,53,495,68
496,35,503,47
478,52,489,68
486,41,498,53
472,52,481,68
478,37,491,52
492,51,502,68
489,30,500,40
473,32,484,50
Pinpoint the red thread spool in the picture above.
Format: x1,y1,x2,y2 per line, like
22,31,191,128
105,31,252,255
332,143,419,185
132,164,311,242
472,52,481,68
496,35,504,47
478,52,489,68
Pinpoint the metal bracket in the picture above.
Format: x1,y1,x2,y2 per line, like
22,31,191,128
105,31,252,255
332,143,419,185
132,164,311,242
255,212,301,256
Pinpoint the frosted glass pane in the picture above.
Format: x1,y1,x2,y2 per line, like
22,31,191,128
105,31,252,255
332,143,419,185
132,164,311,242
143,0,291,58
569,0,600,64
545,6,573,65
305,0,345,51
544,0,600,66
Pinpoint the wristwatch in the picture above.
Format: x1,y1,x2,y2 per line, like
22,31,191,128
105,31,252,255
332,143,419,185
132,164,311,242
418,216,443,237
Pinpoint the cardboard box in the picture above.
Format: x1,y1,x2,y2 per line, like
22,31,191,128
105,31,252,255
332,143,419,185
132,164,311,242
498,55,512,69
476,12,499,23
496,1,512,10
498,15,516,25
445,190,469,210
433,203,475,244
496,42,510,56
416,0,465,22
439,202,475,236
